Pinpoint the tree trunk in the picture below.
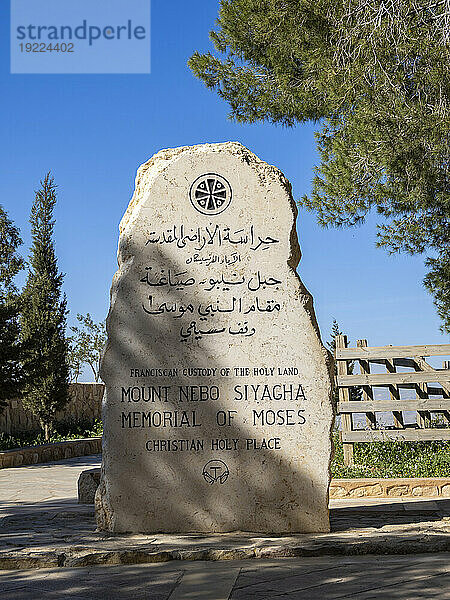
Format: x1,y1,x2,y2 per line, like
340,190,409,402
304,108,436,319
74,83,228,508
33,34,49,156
42,421,54,441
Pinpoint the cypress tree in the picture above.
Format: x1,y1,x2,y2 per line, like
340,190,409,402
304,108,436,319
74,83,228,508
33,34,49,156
0,206,24,410
21,173,69,439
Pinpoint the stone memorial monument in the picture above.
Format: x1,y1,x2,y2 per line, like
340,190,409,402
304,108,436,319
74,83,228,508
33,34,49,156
96,142,334,533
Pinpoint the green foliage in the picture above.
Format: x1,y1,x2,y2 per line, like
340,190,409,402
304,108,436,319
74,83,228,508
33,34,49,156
68,313,106,382
0,205,24,409
0,419,103,451
20,173,70,439
189,0,450,332
332,432,450,478
423,251,450,333
0,206,23,293
327,319,343,356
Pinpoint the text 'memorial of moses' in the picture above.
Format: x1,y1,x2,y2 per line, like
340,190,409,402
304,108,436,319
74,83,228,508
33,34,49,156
96,142,334,533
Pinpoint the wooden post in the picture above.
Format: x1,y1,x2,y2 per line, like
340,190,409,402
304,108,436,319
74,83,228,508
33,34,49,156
357,339,376,429
414,357,431,428
442,362,450,424
336,334,354,466
385,359,404,428
415,357,450,425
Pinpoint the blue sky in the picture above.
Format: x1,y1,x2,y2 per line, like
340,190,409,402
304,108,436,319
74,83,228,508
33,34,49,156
1,1,447,380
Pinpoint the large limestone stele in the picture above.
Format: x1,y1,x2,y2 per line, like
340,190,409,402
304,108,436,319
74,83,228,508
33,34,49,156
96,142,334,534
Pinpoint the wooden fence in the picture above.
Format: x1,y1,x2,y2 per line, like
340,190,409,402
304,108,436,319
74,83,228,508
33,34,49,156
335,336,450,466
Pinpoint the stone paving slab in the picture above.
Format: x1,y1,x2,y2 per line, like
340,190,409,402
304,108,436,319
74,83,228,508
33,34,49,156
1,456,449,570
0,455,101,504
1,554,449,599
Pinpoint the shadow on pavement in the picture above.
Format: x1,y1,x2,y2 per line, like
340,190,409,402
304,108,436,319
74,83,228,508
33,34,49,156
0,496,448,551
1,554,449,600
331,498,450,531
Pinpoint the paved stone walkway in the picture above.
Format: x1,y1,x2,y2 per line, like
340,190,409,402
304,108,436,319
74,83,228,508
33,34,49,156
0,454,101,505
1,554,449,599
1,455,449,571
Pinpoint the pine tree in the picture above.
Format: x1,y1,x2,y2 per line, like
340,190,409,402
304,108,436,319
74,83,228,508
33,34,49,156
189,0,450,332
0,206,24,410
21,174,70,439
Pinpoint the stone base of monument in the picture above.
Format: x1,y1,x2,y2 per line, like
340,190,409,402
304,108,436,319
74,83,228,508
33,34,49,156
1,492,449,569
